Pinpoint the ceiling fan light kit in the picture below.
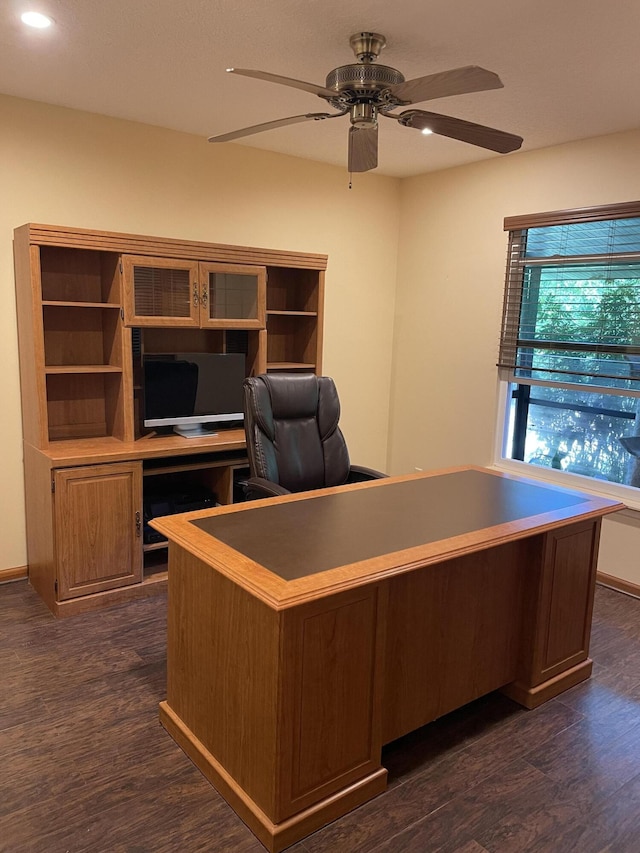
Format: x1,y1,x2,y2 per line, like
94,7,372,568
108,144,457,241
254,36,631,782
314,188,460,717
209,32,523,174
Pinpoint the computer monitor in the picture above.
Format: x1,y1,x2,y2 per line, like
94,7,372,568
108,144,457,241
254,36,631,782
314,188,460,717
142,352,245,437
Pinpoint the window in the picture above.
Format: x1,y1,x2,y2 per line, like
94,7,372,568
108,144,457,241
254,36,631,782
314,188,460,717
498,201,640,491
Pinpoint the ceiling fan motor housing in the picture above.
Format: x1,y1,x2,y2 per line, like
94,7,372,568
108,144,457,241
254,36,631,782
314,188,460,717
325,64,404,96
326,63,405,126
325,31,406,127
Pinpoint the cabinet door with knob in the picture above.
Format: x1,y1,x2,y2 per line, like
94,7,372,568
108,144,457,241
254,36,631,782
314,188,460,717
54,462,143,599
122,255,200,327
199,262,266,328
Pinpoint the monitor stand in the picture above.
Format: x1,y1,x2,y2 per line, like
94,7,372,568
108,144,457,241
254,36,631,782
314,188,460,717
173,424,218,439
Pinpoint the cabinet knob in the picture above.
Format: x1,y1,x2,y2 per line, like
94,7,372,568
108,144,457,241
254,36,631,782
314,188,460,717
193,283,199,307
135,510,141,537
201,285,208,308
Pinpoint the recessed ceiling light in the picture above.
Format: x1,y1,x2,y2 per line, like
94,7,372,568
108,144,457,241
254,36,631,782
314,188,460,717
421,128,433,136
21,11,53,29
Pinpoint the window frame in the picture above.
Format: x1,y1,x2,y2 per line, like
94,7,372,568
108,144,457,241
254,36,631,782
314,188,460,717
493,200,640,509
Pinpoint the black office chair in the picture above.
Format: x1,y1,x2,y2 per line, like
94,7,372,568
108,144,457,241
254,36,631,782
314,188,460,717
242,373,387,500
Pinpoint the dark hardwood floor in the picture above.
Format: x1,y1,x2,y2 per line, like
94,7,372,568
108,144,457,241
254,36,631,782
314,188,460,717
1,580,639,853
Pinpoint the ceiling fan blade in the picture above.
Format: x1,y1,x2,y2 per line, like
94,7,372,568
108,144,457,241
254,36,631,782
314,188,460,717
389,66,503,105
227,68,336,100
208,112,341,143
348,125,378,172
395,109,523,153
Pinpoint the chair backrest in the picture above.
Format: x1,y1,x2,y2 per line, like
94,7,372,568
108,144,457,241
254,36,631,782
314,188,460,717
243,373,351,492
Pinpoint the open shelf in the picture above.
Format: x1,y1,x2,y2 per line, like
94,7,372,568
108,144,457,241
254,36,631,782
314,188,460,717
143,548,168,583
266,313,318,367
144,541,168,553
267,310,317,317
42,300,121,309
266,266,320,313
43,304,124,367
267,362,316,371
40,246,121,303
46,372,126,442
144,455,247,476
45,365,123,374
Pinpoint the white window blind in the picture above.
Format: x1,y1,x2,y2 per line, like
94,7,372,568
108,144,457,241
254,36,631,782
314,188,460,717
499,206,640,391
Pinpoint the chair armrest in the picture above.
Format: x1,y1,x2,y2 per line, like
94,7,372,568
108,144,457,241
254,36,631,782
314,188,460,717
244,477,292,501
347,465,388,482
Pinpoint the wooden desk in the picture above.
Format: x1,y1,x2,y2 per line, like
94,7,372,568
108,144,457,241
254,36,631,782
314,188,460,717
152,467,622,852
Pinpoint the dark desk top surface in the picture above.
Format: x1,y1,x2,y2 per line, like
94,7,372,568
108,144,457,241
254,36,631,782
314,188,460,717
190,469,594,582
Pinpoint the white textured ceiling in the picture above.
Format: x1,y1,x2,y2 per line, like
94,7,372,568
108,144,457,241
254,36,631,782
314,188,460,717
2,0,640,177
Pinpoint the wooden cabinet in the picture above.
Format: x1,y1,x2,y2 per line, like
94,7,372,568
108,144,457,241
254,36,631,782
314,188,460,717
13,223,326,615
200,263,266,328
122,255,199,326
123,256,266,329
54,463,143,599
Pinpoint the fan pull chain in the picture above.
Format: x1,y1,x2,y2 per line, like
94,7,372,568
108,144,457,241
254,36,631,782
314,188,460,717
348,172,353,190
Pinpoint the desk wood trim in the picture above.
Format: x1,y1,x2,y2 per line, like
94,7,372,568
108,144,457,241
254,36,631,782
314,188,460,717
152,466,623,610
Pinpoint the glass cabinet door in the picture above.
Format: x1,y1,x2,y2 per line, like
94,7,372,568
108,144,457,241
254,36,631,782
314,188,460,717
199,263,266,328
122,255,200,326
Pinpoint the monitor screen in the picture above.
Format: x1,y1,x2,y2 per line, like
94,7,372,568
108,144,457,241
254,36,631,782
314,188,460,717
143,352,246,437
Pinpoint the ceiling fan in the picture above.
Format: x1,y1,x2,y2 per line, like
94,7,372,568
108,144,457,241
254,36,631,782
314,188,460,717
208,32,523,173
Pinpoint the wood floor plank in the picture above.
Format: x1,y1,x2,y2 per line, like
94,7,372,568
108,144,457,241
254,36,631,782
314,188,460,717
556,675,640,720
479,766,640,853
523,712,640,804
369,759,555,852
3,764,266,853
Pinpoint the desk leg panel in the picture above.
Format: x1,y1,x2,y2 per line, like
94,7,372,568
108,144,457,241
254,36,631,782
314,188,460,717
538,519,601,678
504,519,601,708
277,584,388,820
162,545,281,818
160,700,387,853
162,547,388,847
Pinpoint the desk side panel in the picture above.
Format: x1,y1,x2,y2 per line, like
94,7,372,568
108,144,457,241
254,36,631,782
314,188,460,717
503,519,601,708
163,545,280,816
277,585,387,821
539,519,601,677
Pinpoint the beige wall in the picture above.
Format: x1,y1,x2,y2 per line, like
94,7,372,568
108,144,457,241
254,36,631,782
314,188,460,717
392,128,640,584
0,94,400,572
2,93,639,584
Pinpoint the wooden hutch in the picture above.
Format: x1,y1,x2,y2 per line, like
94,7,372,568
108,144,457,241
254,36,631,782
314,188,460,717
13,224,326,616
